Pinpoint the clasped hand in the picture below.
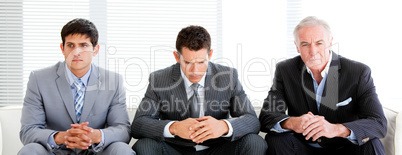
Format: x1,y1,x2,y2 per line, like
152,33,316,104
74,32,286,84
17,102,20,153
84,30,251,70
169,116,229,144
54,122,102,150
282,112,350,141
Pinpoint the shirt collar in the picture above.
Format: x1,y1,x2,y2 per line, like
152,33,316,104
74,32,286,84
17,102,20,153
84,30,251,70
306,51,332,77
180,67,206,89
65,62,91,87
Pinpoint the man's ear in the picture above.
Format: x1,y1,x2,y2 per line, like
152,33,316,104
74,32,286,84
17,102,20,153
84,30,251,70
208,49,213,60
294,41,300,54
92,44,100,56
60,43,64,54
173,51,180,63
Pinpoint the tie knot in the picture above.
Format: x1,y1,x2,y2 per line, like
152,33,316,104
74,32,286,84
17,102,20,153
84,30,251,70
191,83,200,91
74,79,83,90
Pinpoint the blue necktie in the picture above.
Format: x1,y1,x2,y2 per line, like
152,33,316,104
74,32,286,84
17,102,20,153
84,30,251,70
74,79,84,122
189,83,200,118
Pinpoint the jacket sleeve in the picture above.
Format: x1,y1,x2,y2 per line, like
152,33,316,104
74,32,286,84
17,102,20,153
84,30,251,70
342,66,387,146
259,63,290,133
227,69,261,141
101,74,131,148
20,71,55,150
131,73,171,141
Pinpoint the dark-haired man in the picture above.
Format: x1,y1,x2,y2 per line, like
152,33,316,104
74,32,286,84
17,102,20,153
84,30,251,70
19,18,134,155
131,25,267,154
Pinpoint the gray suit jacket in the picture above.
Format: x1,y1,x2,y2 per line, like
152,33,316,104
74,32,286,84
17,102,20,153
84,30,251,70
20,61,131,151
131,62,260,147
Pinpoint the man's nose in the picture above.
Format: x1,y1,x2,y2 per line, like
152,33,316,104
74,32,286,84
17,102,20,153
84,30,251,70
72,47,83,56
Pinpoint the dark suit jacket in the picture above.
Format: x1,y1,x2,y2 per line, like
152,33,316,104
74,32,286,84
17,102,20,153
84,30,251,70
259,52,387,146
131,62,260,146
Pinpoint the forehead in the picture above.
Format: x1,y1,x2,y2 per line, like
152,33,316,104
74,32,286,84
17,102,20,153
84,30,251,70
180,48,209,61
65,34,91,43
297,25,329,41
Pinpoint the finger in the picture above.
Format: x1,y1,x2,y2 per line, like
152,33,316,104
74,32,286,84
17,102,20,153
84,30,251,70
190,126,208,139
196,116,211,122
193,129,211,143
189,121,205,131
303,119,320,136
302,116,320,129
305,124,323,140
67,128,88,135
196,132,213,143
80,125,93,134
307,112,315,116
312,131,324,141
79,133,93,144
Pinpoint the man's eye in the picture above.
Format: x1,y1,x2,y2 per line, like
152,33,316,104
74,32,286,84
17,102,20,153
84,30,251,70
68,44,74,47
82,44,87,47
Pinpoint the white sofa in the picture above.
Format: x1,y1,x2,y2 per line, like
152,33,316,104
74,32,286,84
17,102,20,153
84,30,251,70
0,105,400,155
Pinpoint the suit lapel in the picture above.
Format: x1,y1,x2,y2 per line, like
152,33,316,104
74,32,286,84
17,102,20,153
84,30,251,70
320,52,341,113
80,64,100,122
300,62,319,114
56,62,77,123
203,64,214,116
171,63,189,118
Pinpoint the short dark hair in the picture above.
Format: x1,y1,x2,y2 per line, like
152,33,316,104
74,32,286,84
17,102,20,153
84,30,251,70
61,18,98,47
175,25,211,55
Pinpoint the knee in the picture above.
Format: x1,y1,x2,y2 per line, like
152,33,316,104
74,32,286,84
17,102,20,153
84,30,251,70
240,134,268,152
18,143,49,155
104,142,135,155
133,138,164,154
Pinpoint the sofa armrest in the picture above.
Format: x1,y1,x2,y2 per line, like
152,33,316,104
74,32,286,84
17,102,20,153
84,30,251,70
381,106,399,155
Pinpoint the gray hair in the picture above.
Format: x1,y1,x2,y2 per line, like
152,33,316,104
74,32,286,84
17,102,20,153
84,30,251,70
293,16,332,42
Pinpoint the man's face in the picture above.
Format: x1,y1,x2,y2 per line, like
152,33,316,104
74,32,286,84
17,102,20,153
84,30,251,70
60,34,99,76
295,25,333,71
174,47,213,83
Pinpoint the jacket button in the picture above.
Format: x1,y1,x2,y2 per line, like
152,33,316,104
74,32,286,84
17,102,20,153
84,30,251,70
317,138,322,143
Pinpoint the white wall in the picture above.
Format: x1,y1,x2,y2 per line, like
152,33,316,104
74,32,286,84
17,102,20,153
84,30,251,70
221,0,287,107
221,0,402,109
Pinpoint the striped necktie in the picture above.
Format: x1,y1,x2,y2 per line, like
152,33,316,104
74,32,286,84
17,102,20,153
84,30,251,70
189,83,201,118
74,79,84,122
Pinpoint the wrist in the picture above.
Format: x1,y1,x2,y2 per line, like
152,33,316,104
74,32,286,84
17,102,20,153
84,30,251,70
92,129,102,144
169,122,176,135
336,124,350,138
281,117,292,130
54,131,66,145
221,120,229,134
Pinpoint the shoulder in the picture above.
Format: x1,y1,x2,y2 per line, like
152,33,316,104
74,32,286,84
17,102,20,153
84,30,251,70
208,62,238,75
30,61,63,78
149,63,177,78
338,55,371,73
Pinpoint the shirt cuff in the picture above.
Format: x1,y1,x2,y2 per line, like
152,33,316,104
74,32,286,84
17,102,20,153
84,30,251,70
163,121,176,138
270,117,291,133
92,129,105,152
345,129,358,144
221,120,233,137
47,131,61,150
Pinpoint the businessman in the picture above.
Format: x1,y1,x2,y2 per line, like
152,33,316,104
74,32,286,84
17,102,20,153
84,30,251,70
259,16,387,155
131,25,267,154
19,18,134,155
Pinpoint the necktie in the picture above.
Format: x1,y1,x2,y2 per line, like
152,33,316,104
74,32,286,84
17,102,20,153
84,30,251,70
189,83,201,118
74,79,84,122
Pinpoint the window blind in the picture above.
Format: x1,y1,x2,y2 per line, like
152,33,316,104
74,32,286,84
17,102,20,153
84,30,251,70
0,0,222,107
